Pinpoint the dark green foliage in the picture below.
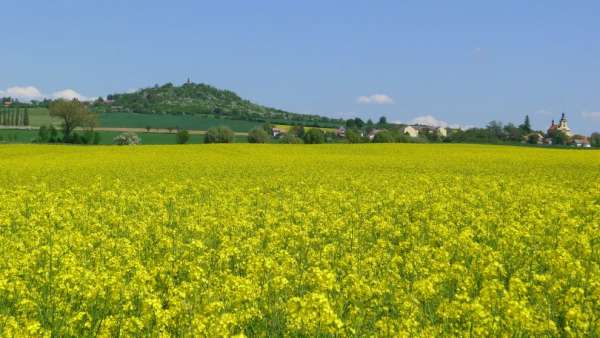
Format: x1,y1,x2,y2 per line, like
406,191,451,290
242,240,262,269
345,129,364,143
23,108,29,126
520,115,532,133
247,127,269,143
303,128,325,144
526,133,541,144
204,126,234,143
37,125,49,143
549,130,569,145
95,82,342,126
279,133,303,144
288,125,305,138
372,130,395,143
176,130,191,144
591,132,600,147
49,126,59,143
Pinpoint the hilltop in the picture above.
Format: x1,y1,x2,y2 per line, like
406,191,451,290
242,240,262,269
92,81,342,127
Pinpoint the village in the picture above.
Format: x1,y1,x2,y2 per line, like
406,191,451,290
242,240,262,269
271,113,595,147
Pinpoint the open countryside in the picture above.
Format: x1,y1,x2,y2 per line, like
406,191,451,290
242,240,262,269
1,144,599,336
3,1,600,336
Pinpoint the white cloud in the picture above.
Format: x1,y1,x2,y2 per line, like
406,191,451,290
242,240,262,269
409,115,453,128
357,94,394,105
582,112,600,120
52,89,88,101
0,86,44,100
1,86,96,102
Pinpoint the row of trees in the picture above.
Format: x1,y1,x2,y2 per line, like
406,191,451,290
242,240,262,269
0,108,30,126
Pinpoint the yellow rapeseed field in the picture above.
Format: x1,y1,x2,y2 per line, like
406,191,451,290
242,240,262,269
0,144,599,336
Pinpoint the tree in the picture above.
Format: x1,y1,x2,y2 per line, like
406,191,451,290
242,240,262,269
377,116,388,127
526,133,541,144
49,125,59,143
503,123,525,142
486,121,504,142
176,130,191,144
279,133,303,144
146,125,152,133
372,130,395,143
37,125,49,143
23,108,29,126
49,99,96,141
303,128,325,144
204,126,234,143
288,125,306,138
590,132,600,147
345,129,363,143
547,129,569,145
519,115,532,133
248,127,269,143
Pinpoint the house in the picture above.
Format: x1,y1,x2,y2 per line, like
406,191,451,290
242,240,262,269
547,113,573,137
571,135,591,148
437,127,448,138
403,126,419,138
3,100,12,107
271,127,282,137
336,127,346,137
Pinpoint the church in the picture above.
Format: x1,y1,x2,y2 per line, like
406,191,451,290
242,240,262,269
547,113,573,137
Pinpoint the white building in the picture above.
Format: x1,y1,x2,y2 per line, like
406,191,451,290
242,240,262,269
403,126,419,137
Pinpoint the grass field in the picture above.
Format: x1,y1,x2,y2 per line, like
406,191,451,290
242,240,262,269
26,108,339,134
0,144,599,336
26,108,263,132
98,112,262,132
0,129,248,144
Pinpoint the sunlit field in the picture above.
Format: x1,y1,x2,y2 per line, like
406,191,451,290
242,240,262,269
0,144,599,336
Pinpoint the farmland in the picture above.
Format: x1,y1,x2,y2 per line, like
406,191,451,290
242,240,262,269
0,144,599,336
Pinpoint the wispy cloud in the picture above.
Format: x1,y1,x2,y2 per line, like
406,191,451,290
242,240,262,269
582,111,600,120
357,94,394,105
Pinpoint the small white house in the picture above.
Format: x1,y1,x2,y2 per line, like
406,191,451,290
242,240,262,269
271,127,282,137
403,126,419,138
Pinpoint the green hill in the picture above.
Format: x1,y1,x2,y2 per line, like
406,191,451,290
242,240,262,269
93,82,342,127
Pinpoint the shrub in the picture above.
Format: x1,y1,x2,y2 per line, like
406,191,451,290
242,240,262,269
372,130,395,143
176,130,191,144
113,132,141,145
303,128,325,144
248,127,269,143
37,125,49,143
279,133,303,144
205,126,234,144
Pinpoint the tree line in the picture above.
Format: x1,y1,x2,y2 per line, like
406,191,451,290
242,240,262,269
0,108,30,126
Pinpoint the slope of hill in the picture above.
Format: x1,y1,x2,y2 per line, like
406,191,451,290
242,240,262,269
93,82,342,127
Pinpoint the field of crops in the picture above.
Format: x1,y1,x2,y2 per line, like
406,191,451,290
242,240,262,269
0,144,599,336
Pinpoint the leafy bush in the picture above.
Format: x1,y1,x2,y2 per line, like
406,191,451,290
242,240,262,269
204,126,234,144
303,128,325,144
176,130,191,144
248,127,269,143
279,133,303,144
372,130,395,143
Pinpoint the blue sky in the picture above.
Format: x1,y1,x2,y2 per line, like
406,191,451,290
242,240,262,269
2,0,600,133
